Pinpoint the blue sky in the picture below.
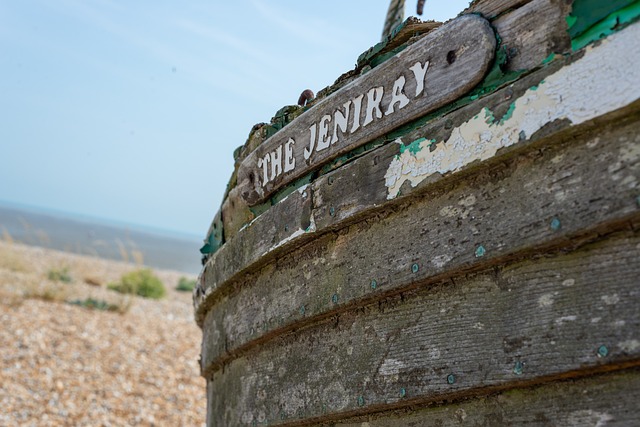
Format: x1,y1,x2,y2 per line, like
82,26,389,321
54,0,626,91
0,0,467,238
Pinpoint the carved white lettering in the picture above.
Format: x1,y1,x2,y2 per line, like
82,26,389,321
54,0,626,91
351,94,364,133
331,101,351,145
270,145,282,179
316,114,332,151
409,61,429,97
304,123,317,161
385,75,410,115
363,87,384,127
258,153,270,187
284,138,296,172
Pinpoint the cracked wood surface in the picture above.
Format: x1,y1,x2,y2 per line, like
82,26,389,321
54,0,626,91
195,28,640,326
200,113,640,375
205,232,640,425
210,0,572,244
335,369,640,426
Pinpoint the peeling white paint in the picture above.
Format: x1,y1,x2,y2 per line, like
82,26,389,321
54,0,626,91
266,227,306,253
297,183,310,196
379,358,406,376
538,293,555,308
566,410,613,427
555,315,577,325
264,212,316,255
384,23,640,199
618,339,640,352
601,294,620,305
431,254,453,268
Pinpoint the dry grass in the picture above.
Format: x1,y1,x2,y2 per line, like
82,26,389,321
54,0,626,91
0,240,193,315
0,246,28,272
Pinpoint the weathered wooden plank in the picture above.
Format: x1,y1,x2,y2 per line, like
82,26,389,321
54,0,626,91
221,186,255,242
197,184,313,311
200,113,640,373
465,0,533,19
195,22,640,328
336,369,640,426
235,15,496,206
314,20,638,228
493,0,571,72
205,232,640,425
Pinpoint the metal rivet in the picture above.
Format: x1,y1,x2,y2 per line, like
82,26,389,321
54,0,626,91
332,293,339,304
598,345,609,358
400,388,406,398
328,176,334,185
299,305,305,315
550,217,561,231
475,245,486,257
447,374,456,384
411,263,419,273
370,279,377,290
329,207,335,216
357,396,365,406
513,361,524,375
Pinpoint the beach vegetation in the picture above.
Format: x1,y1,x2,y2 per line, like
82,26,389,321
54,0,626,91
108,269,166,299
47,266,72,283
176,277,197,292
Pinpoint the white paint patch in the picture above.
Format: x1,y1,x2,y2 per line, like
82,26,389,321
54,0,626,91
428,347,441,359
384,23,640,199
591,317,602,323
431,254,453,268
555,315,577,325
601,294,620,305
266,228,306,253
566,410,613,427
562,278,576,287
618,339,640,352
538,293,555,308
379,358,406,376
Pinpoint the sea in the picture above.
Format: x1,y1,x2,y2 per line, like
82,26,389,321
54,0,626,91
0,202,203,275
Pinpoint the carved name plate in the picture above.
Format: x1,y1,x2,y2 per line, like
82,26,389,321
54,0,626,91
237,15,496,205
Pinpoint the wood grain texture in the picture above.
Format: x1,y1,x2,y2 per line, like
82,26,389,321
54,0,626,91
465,0,532,19
221,186,255,242
236,15,496,206
205,232,640,425
199,185,313,306
493,0,572,72
336,369,640,426
195,34,640,326
200,114,640,373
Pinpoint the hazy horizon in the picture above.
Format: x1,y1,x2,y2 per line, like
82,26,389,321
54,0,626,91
0,201,202,274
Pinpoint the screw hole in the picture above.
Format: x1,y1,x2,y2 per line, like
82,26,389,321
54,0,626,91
446,50,456,65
